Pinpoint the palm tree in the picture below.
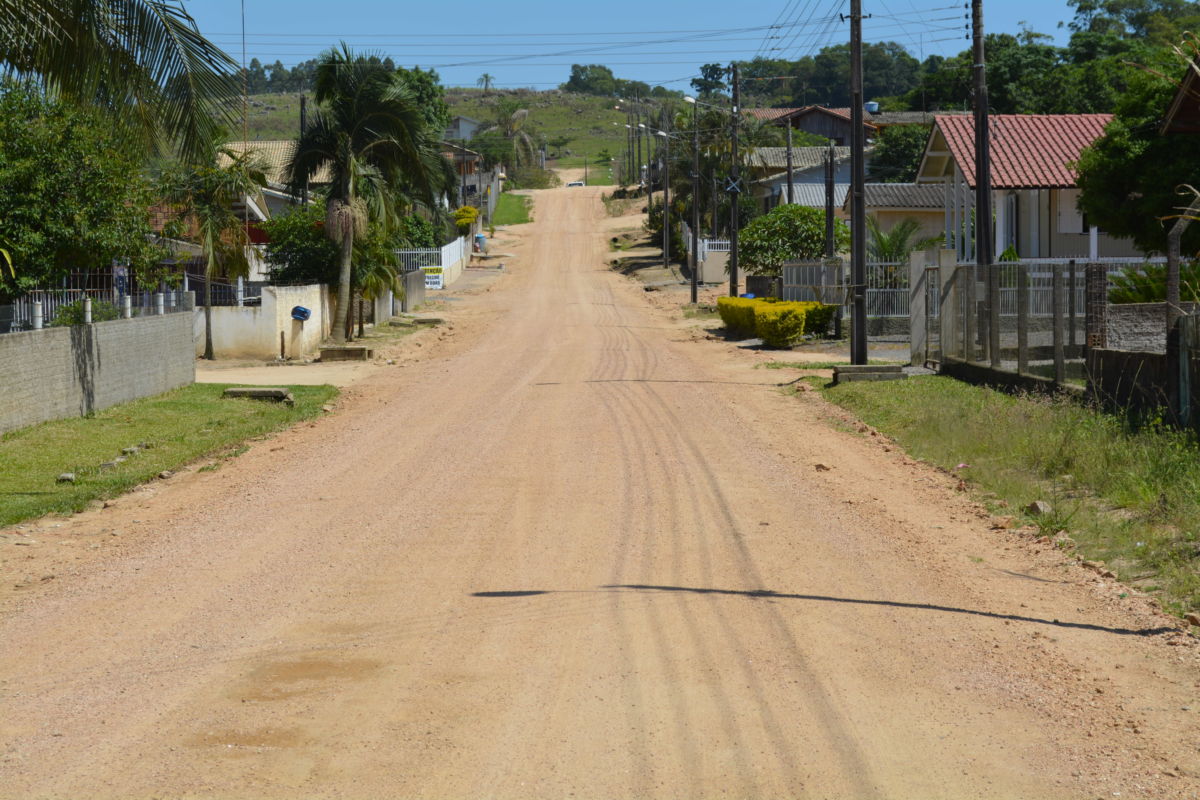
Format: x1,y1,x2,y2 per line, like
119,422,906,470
479,98,537,168
866,216,944,262
286,44,452,344
1,0,239,160
160,139,267,360
476,73,494,94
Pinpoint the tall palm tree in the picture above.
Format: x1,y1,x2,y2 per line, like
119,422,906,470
476,73,494,94
286,44,452,344
160,139,267,360
479,98,537,168
1,0,239,160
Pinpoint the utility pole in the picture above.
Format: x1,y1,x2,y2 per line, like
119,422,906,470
661,127,670,273
584,153,588,185
728,62,742,298
635,98,643,188
690,98,700,304
848,1,868,365
785,124,795,206
824,140,835,257
974,0,998,367
299,94,309,205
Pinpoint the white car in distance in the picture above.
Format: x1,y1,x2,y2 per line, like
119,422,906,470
566,180,585,187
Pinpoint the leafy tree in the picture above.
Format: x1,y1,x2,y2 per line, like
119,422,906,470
547,135,573,157
396,66,451,132
867,125,931,183
740,205,849,276
560,64,618,96
691,63,727,99
0,86,158,300
1075,46,1200,253
286,45,454,343
260,200,339,285
0,0,239,159
467,129,512,169
477,73,495,94
159,139,268,359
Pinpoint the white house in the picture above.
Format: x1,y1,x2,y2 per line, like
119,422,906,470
916,114,1142,261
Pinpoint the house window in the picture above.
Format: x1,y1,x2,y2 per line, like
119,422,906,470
1057,188,1086,234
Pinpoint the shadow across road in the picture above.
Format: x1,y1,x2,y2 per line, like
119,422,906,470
470,584,1176,638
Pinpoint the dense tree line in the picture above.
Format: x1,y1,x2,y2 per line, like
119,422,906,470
698,0,1200,115
559,64,681,99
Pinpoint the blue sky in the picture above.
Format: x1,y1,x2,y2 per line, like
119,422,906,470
187,1,1082,90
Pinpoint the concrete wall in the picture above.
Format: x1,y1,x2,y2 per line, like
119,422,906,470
1106,302,1199,354
0,312,194,434
195,284,331,360
700,252,745,285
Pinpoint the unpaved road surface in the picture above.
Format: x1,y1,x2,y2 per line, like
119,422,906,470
1,186,1198,799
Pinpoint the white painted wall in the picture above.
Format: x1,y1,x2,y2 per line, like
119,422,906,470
194,284,331,359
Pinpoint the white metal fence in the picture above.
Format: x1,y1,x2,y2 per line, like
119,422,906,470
1,287,193,334
395,236,469,291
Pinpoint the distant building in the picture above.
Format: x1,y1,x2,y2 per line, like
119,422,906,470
444,115,484,142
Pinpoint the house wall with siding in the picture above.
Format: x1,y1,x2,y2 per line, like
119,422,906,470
0,313,194,434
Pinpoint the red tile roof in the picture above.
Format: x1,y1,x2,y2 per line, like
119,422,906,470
745,105,856,123
936,114,1112,189
746,107,800,120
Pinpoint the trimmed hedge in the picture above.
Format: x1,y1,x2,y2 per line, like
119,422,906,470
716,297,835,348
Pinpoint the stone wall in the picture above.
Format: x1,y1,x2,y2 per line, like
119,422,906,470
0,312,194,434
1105,302,1200,353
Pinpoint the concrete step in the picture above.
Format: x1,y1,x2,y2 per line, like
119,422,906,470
835,372,908,383
223,387,295,406
833,364,904,374
320,346,374,362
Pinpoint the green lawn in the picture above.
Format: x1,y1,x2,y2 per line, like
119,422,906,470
493,192,532,225
0,383,337,527
811,375,1200,617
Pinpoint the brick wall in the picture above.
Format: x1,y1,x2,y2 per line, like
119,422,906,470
0,313,194,434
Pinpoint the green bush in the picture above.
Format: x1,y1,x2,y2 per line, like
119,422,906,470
51,298,120,326
1108,261,1200,304
716,297,835,346
755,304,807,348
716,297,758,337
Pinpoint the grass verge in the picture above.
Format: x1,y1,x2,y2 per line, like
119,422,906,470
811,375,1200,616
493,192,532,225
0,383,338,527
758,359,900,370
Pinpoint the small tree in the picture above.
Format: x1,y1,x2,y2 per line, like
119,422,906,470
866,217,943,262
740,205,849,276
159,141,268,359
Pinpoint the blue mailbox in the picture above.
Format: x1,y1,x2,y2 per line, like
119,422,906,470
291,305,311,322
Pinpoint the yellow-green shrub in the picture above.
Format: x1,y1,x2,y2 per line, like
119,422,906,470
717,297,758,337
754,304,807,347
717,297,835,346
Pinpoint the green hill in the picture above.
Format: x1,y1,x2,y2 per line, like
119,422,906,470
236,88,628,182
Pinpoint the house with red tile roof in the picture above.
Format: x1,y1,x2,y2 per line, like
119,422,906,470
916,114,1143,261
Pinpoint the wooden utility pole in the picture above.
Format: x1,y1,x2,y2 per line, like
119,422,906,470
849,1,868,364
661,127,670,272
824,140,835,257
691,100,700,304
729,62,741,298
974,0,997,367
785,124,794,206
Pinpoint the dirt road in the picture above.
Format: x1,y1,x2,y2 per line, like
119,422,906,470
1,185,1197,799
